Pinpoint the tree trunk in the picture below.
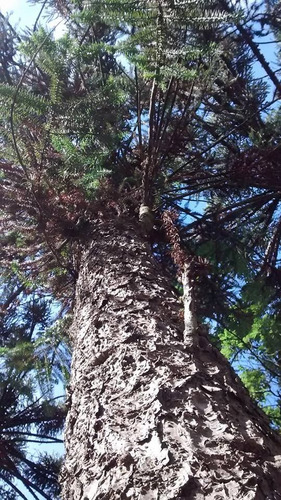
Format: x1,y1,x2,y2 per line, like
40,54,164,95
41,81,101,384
60,214,281,499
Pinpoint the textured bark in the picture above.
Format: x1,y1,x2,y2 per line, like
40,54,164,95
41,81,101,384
61,214,281,500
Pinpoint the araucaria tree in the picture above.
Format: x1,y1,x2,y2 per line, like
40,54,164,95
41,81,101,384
1,0,281,498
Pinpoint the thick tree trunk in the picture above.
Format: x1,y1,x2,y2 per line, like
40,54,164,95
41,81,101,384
61,214,281,499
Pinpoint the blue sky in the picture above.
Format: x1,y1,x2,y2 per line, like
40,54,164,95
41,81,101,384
0,0,66,37
0,0,42,27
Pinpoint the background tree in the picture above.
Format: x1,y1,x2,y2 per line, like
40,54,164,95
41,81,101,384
1,0,281,497
0,271,70,498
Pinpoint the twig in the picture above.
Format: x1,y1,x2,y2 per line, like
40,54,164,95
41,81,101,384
33,0,48,32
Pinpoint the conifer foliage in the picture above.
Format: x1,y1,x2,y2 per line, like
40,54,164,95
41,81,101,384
1,0,281,496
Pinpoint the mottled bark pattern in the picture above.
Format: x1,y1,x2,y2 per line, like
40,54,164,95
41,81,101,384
61,215,281,499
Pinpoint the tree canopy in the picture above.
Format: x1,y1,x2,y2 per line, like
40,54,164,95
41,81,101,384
1,0,281,496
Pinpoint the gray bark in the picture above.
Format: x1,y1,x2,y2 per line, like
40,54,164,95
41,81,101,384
60,214,281,499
